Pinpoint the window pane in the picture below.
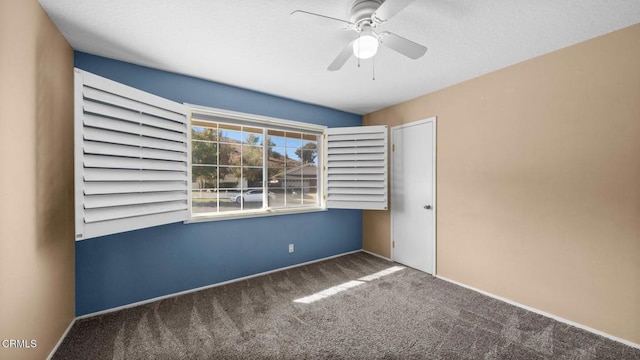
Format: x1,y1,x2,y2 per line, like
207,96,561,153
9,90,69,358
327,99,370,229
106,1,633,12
268,166,285,180
270,147,286,165
220,188,242,213
286,187,303,206
268,157,285,168
219,167,241,188
286,133,303,148
302,138,318,146
302,166,318,191
286,148,302,168
301,149,317,166
219,143,241,166
244,167,263,188
242,145,263,166
268,187,286,207
219,124,242,144
192,166,218,189
301,134,319,165
267,130,286,147
268,162,284,208
238,188,264,209
242,127,263,145
192,126,218,141
192,142,217,165
286,170,302,187
191,190,218,214
303,187,318,205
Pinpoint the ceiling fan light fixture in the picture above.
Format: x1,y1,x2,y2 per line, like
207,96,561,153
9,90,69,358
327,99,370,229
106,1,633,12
353,33,379,59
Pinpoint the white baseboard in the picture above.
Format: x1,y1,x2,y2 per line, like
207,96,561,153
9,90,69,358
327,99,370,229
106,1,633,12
436,275,640,350
361,249,392,261
76,249,362,320
47,317,76,360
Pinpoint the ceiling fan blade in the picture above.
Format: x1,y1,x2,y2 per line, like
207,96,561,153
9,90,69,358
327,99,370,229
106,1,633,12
372,0,417,23
378,31,427,59
290,10,354,30
328,40,356,71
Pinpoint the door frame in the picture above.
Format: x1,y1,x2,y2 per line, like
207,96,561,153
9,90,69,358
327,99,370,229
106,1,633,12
390,117,437,275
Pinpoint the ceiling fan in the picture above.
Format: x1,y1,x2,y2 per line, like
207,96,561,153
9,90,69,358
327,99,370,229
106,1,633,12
291,0,427,71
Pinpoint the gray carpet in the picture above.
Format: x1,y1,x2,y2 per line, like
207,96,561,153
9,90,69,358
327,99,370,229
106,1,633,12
54,252,640,359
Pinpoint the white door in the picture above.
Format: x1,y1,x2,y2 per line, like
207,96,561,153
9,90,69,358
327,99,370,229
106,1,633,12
391,118,436,274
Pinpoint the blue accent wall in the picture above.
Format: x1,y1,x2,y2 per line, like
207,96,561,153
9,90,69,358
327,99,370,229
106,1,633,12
75,52,363,316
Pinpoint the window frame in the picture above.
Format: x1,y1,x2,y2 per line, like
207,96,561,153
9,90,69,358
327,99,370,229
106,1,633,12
186,104,327,222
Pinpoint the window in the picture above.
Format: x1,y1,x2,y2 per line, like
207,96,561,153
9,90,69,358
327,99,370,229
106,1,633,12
75,69,387,239
189,107,324,218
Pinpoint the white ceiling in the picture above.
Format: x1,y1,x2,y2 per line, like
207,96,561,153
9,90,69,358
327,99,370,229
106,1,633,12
38,0,640,115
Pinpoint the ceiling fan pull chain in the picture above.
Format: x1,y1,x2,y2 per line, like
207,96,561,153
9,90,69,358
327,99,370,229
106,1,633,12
372,55,376,80
357,33,362,68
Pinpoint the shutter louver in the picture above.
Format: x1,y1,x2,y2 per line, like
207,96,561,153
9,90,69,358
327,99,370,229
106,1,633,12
325,126,388,210
74,69,189,240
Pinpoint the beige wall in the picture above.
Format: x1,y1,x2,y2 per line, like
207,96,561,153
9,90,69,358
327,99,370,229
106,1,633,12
0,1,75,359
364,24,640,345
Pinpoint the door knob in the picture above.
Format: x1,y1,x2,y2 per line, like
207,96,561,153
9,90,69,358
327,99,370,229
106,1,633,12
424,205,432,210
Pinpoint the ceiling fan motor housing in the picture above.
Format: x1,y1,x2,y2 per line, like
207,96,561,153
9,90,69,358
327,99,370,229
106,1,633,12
350,0,383,29
291,0,427,70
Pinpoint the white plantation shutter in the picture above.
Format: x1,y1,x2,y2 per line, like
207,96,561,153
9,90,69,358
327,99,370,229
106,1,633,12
325,125,388,210
74,69,189,240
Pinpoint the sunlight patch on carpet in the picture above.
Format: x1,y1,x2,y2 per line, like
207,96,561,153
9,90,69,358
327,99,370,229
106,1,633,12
294,266,405,304
358,266,405,282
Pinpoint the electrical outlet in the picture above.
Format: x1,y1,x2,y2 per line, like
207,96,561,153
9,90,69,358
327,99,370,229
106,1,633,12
288,244,294,253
